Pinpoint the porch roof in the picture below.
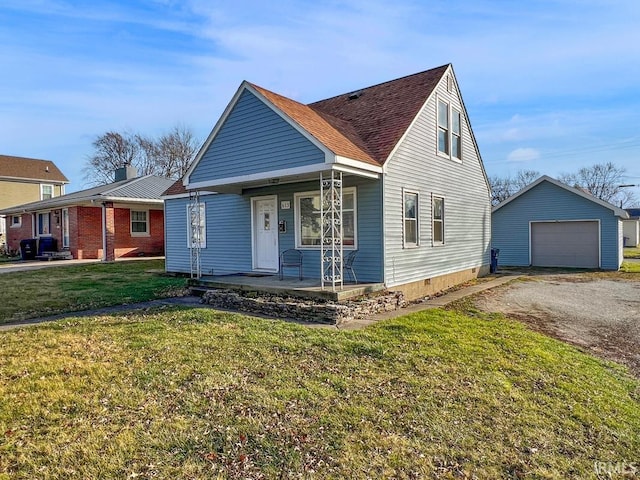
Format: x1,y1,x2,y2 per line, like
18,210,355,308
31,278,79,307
163,163,379,197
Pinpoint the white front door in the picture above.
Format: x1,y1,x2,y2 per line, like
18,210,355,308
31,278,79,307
252,196,279,271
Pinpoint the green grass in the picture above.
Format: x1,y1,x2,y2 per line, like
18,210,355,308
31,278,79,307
620,261,640,273
623,246,640,259
0,255,20,264
0,308,638,479
0,260,186,324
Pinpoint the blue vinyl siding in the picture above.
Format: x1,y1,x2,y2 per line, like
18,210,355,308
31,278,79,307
383,74,491,287
189,90,325,183
165,194,252,276
492,180,622,270
164,177,384,282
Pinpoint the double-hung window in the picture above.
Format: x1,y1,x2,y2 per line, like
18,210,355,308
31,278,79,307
432,196,444,245
403,191,418,247
295,188,356,248
130,210,149,236
437,99,462,161
41,184,53,200
10,216,21,228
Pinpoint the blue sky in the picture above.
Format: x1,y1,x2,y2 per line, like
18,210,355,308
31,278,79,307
1,0,639,194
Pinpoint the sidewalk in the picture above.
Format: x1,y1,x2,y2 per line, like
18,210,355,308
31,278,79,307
0,274,521,332
338,274,521,330
0,256,164,274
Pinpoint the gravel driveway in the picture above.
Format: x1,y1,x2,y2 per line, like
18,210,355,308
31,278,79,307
475,275,640,376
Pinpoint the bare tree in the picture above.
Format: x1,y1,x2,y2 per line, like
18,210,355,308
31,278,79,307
154,125,200,179
489,169,540,206
84,131,140,185
559,162,636,207
84,125,200,185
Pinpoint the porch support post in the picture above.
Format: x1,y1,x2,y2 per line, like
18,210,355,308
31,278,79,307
102,201,115,262
320,170,343,291
188,191,202,279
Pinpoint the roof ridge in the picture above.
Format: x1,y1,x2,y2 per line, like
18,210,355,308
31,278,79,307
308,64,450,105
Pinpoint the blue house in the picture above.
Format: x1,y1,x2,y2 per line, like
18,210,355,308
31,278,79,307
163,64,491,300
492,176,629,270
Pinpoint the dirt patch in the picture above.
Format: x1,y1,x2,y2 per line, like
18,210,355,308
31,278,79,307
475,275,640,376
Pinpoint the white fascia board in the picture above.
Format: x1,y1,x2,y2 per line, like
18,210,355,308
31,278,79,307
184,82,335,186
0,176,68,184
183,82,250,186
100,197,164,205
186,162,380,191
186,163,332,191
333,164,380,179
244,83,334,162
162,191,217,200
335,156,383,173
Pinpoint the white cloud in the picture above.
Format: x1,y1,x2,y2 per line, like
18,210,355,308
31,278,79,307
507,148,541,163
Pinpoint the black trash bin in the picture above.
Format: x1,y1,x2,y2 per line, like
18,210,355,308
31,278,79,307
20,239,37,260
490,248,500,273
38,237,58,256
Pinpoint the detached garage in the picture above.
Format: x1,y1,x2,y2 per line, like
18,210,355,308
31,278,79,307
492,176,629,270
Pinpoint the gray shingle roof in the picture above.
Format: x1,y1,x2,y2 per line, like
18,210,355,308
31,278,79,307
0,175,174,214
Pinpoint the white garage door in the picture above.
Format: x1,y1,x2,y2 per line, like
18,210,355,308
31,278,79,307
531,221,599,268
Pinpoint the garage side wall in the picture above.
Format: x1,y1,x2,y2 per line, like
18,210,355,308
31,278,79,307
492,181,622,270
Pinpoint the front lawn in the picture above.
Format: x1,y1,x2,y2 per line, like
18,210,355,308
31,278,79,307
0,260,186,324
1,308,638,478
620,261,640,273
623,246,640,259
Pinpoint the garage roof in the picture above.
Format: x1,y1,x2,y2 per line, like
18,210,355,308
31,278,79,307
493,175,629,219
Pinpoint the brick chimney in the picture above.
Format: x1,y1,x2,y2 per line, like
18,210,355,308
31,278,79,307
114,165,138,182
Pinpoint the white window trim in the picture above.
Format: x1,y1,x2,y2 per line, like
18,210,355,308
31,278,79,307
294,187,357,250
130,209,150,237
436,96,463,163
62,208,70,248
432,194,445,246
403,189,419,248
10,215,22,228
187,203,206,248
40,184,54,200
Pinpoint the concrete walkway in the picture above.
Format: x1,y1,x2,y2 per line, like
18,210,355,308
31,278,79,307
0,256,165,274
0,274,521,332
338,274,520,330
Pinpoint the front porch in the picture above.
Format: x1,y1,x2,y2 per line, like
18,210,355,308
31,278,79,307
189,273,386,301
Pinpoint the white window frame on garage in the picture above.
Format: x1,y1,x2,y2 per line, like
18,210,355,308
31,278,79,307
528,219,601,268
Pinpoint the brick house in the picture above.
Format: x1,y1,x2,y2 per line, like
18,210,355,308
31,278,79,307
0,167,174,260
0,154,69,250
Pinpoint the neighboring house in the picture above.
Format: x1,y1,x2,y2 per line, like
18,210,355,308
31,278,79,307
0,167,174,260
0,155,68,249
623,208,640,247
492,176,629,270
163,64,492,300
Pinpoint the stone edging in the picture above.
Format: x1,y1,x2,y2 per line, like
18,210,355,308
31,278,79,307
200,289,406,325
